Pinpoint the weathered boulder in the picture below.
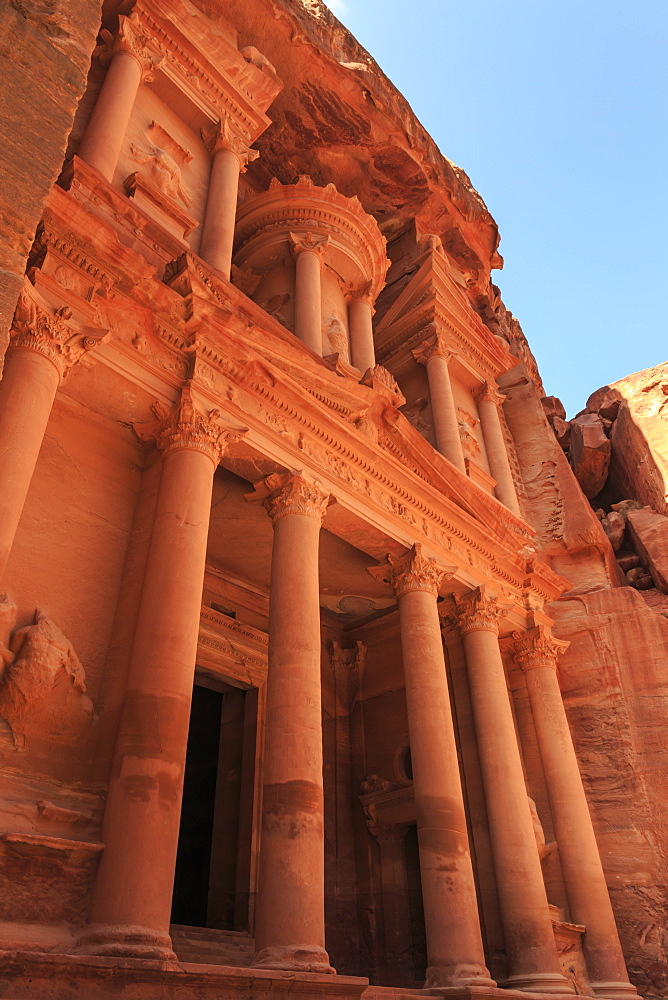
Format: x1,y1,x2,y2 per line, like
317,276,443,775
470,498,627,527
627,506,668,593
569,412,611,499
541,396,566,421
617,553,641,572
552,415,571,450
605,363,668,515
601,511,626,551
586,384,623,421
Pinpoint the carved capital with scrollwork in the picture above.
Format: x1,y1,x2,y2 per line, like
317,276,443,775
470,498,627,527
289,231,330,259
455,586,506,636
342,279,374,308
264,473,330,524
411,326,456,367
9,283,108,382
369,542,456,599
135,382,246,466
200,117,260,172
510,625,569,673
473,380,505,406
94,13,163,81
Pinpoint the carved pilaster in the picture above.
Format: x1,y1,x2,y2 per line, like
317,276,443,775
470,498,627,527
455,586,507,636
9,284,107,382
95,13,163,81
511,625,569,673
135,383,245,465
200,117,260,172
264,473,330,524
369,542,455,599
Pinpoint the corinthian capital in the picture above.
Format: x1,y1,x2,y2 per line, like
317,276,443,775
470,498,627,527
289,231,329,259
9,283,107,382
411,326,455,366
455,586,506,636
136,383,246,465
264,473,330,524
369,543,456,599
510,625,569,672
200,117,260,171
473,380,505,406
95,13,163,81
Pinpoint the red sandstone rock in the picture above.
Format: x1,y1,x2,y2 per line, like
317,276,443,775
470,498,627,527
617,554,641,572
552,415,571,450
569,412,611,499
627,506,668,593
601,511,626,551
542,396,567,422
586,385,623,421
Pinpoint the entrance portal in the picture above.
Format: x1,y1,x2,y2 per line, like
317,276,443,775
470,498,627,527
171,680,250,929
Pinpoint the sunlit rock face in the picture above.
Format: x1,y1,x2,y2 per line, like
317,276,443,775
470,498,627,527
0,2,666,999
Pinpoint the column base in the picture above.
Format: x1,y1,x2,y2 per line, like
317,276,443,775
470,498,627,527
590,982,639,1000
425,962,497,990
505,972,575,994
76,924,177,963
251,944,335,974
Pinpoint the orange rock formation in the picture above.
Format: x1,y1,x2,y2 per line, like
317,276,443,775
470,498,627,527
0,2,666,999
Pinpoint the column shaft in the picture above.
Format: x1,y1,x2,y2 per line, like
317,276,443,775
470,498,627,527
294,250,323,355
199,148,241,279
80,396,228,961
0,348,60,580
252,478,333,973
348,296,375,373
523,659,637,998
477,395,521,515
426,355,467,473
459,606,571,993
78,50,142,182
399,587,493,988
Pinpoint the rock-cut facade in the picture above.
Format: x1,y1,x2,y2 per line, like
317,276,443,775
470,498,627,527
0,2,666,999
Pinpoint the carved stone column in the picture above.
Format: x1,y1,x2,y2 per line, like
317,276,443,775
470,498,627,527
290,233,329,356
512,626,638,1000
455,589,571,994
79,385,243,961
346,282,376,373
251,474,334,974
474,382,521,515
412,332,467,474
0,286,106,582
78,13,159,182
371,545,494,989
199,119,259,279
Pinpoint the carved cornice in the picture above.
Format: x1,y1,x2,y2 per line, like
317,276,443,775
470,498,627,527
510,625,569,672
263,473,330,524
95,13,163,81
474,380,505,407
135,382,246,464
455,586,507,635
9,283,108,381
369,542,456,598
200,117,260,171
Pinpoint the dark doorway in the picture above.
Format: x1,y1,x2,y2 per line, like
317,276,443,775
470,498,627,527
171,681,249,929
404,825,427,984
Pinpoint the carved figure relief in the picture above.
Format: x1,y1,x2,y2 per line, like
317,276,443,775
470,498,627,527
0,603,94,755
129,121,193,206
457,407,481,459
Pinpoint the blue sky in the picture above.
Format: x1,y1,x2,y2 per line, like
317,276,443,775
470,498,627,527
325,0,668,416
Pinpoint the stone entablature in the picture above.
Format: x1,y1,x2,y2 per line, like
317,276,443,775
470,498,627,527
36,184,565,619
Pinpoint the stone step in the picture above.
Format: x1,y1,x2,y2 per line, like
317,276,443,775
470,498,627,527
170,924,254,967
